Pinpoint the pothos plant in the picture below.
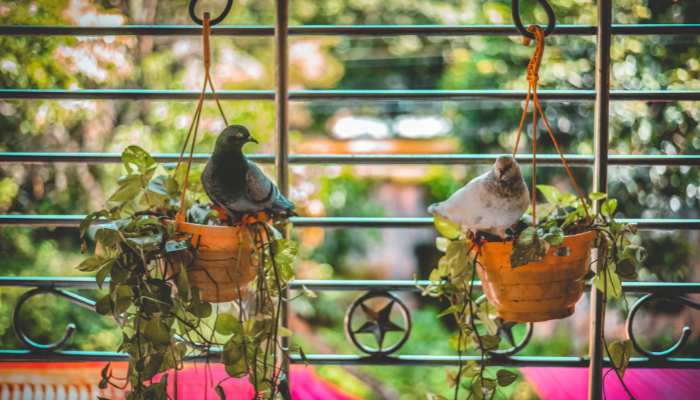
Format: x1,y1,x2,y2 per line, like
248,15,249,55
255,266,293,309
77,146,298,400
423,185,646,399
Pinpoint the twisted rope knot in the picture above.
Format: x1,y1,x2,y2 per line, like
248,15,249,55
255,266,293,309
510,24,591,224
525,25,545,87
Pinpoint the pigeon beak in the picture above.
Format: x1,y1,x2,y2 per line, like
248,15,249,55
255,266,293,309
248,137,259,144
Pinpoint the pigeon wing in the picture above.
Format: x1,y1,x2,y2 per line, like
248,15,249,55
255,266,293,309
245,161,275,203
245,160,295,215
430,175,489,228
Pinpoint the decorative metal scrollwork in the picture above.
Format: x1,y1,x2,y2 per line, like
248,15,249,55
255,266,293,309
344,291,411,356
626,293,700,358
473,295,533,356
12,287,95,352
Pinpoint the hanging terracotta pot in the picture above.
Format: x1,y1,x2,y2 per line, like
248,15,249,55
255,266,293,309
168,15,262,304
175,221,258,303
475,229,596,322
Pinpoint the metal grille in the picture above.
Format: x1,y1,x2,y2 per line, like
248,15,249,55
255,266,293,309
1,1,700,399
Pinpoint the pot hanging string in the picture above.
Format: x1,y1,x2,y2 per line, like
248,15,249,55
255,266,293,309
175,12,229,223
511,25,591,225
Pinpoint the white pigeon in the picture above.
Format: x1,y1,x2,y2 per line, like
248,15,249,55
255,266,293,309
428,156,530,238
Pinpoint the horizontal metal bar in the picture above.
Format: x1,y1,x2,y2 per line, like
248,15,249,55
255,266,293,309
287,354,700,368
1,24,698,37
0,350,696,368
0,89,273,100
293,217,700,230
1,215,698,230
1,152,699,166
2,89,700,102
2,277,700,295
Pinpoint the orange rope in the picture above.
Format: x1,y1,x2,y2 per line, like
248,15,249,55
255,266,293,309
175,13,229,222
511,25,591,225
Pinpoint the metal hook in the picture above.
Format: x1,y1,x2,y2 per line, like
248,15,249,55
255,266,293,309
189,0,234,26
511,0,557,39
12,287,95,352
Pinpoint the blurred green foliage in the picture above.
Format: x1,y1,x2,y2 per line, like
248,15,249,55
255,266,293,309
0,0,699,398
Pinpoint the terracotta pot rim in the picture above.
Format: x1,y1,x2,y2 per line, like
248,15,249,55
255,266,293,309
174,220,248,237
479,228,596,249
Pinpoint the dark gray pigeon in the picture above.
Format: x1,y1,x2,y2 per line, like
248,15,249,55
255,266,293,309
201,125,295,221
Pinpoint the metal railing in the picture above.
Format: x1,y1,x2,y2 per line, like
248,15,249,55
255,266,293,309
1,1,699,399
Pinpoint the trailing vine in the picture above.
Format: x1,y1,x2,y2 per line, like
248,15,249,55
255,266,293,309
78,146,297,399
423,185,645,399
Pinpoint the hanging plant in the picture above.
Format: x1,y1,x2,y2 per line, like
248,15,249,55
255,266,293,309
79,145,297,400
423,25,645,399
78,13,298,400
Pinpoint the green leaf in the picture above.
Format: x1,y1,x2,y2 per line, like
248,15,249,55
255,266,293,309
96,263,112,289
470,379,484,400
542,226,564,246
144,318,171,346
435,237,449,253
125,233,163,251
593,268,622,298
222,339,247,378
99,362,111,389
94,228,122,249
511,227,547,267
496,369,518,386
274,238,298,266
215,385,226,400
443,240,470,279
537,185,560,205
608,340,633,377
479,334,501,350
436,304,462,318
616,259,638,280
448,333,471,351
79,210,109,240
214,314,240,336
589,192,607,201
147,174,178,197
77,256,115,272
190,299,212,318
433,216,461,240
95,294,112,315
481,377,497,391
108,174,143,203
601,198,618,217
122,145,157,177
113,285,133,314
477,307,498,336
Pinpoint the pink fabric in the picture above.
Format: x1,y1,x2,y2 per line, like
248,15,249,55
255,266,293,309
164,364,359,400
522,368,700,400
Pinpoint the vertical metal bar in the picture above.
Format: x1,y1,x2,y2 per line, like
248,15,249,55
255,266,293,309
588,0,612,399
274,0,291,390
275,0,290,195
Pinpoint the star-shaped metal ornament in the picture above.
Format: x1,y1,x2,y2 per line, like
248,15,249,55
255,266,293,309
352,299,405,351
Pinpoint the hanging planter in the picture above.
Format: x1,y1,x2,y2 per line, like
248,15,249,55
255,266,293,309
77,8,299,400
476,229,595,322
423,17,646,399
174,221,258,303
471,25,600,323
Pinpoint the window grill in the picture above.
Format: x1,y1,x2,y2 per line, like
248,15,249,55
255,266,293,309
1,1,699,399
